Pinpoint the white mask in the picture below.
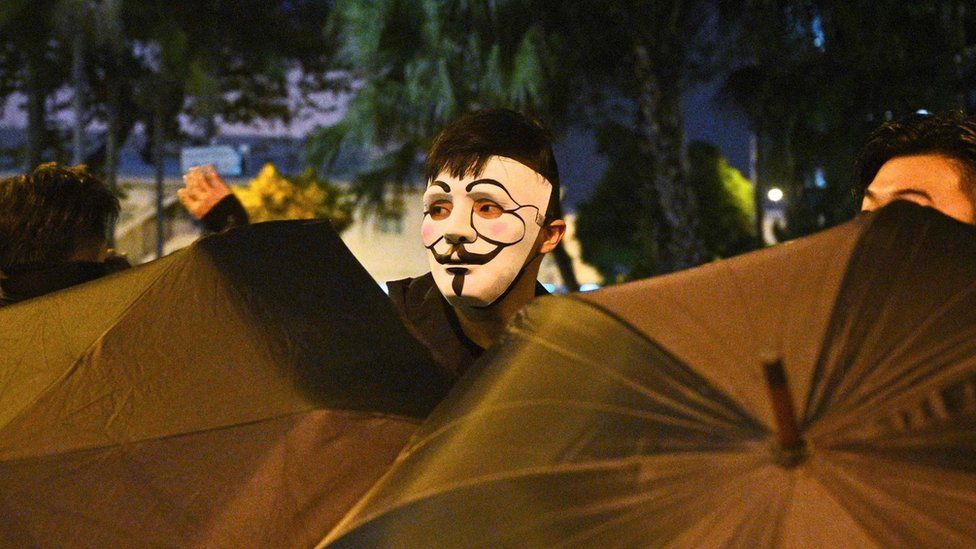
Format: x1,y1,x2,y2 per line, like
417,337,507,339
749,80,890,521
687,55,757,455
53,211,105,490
421,156,553,308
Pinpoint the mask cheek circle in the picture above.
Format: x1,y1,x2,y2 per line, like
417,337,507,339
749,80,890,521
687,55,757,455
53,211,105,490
421,218,443,248
471,211,526,245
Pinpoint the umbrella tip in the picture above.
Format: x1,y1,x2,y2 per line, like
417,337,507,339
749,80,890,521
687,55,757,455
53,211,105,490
762,358,807,467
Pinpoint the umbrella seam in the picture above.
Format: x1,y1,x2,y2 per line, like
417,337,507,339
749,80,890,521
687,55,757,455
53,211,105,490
0,407,419,463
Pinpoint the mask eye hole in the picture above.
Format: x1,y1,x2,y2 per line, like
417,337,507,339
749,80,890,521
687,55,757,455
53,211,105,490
473,199,504,219
427,200,452,220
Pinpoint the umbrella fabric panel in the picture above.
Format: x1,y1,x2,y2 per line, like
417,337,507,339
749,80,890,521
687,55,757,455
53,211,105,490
577,214,862,429
803,205,976,435
1,220,448,460
0,247,293,460
810,449,976,547
0,252,183,432
0,409,419,548
195,220,450,418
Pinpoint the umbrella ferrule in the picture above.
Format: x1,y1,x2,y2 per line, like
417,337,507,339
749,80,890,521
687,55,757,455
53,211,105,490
763,359,807,467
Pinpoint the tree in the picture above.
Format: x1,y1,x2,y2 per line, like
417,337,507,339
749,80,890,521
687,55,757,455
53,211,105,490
70,0,339,176
720,0,966,240
548,0,718,273
576,126,754,281
685,141,755,258
0,0,68,168
575,123,650,281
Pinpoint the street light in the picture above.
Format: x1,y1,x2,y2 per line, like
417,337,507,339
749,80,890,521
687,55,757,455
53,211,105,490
767,187,784,203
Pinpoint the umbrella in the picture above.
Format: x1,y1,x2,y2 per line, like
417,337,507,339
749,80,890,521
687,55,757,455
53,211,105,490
0,219,450,547
321,202,976,548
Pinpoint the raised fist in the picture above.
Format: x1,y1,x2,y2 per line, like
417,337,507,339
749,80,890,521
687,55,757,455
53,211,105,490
178,164,233,220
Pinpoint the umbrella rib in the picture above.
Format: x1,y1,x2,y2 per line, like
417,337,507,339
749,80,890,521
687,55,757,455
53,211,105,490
338,449,764,537
833,281,976,412
515,326,759,431
405,399,760,460
0,407,416,463
813,452,973,545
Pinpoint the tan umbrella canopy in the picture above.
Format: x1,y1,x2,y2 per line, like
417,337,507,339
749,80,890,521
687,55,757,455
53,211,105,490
322,202,976,548
0,220,450,547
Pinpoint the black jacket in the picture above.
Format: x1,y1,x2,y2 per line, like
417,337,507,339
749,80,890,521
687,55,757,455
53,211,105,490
386,272,549,380
0,261,121,307
200,195,250,233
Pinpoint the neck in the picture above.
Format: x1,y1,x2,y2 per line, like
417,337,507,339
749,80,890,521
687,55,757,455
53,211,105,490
453,257,542,349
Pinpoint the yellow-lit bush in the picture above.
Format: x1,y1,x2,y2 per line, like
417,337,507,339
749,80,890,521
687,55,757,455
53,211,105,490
233,164,353,232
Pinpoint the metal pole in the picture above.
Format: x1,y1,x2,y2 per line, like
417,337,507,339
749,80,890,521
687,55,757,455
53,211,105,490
751,131,764,247
71,25,86,166
154,97,165,259
105,82,119,247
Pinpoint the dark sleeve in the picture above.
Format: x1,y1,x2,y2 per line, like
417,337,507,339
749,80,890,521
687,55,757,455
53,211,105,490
200,195,250,233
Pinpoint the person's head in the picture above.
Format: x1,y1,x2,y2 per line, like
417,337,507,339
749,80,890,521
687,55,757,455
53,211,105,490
857,113,976,223
422,108,566,309
0,163,119,271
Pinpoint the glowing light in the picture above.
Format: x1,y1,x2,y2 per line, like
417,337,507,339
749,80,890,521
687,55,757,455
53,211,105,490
813,167,827,189
767,188,784,202
579,283,601,292
916,109,931,115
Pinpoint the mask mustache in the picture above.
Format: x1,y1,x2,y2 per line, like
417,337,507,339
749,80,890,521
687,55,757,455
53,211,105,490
429,242,504,265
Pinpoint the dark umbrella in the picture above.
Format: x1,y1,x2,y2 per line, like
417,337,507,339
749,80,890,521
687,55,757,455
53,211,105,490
0,219,450,547
322,202,976,548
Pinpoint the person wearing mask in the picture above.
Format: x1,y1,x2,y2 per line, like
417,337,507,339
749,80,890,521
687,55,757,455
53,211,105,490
179,109,567,379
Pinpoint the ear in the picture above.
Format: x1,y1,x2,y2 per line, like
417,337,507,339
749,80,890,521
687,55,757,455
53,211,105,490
536,219,566,254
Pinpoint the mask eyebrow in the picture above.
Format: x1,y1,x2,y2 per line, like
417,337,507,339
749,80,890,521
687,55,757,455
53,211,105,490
428,180,451,192
892,188,933,201
465,178,516,202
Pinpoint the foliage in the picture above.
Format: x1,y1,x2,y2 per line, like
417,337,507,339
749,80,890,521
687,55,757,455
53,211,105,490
0,0,69,165
307,0,564,212
576,123,650,281
685,141,756,258
547,0,718,272
720,0,972,240
0,1,339,173
577,126,755,282
233,163,354,232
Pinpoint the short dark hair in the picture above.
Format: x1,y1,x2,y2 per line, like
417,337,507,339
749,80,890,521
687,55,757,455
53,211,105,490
855,113,976,202
0,163,120,269
424,108,562,221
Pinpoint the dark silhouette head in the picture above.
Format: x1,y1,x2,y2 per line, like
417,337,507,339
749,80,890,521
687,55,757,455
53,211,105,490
0,163,120,271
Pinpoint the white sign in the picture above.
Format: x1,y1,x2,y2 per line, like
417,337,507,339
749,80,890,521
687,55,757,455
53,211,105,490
180,146,243,176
